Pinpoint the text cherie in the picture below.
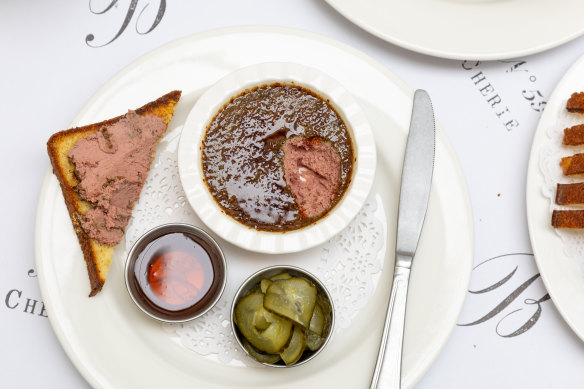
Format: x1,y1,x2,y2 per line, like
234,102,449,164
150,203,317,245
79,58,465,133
462,61,519,131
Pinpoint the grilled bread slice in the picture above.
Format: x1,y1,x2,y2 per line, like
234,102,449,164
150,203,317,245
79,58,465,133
560,153,584,176
556,182,584,205
47,90,181,296
563,124,584,146
567,92,584,113
552,209,584,229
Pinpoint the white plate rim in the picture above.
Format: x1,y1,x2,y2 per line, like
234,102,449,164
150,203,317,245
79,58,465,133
324,0,584,61
527,52,584,341
34,26,474,389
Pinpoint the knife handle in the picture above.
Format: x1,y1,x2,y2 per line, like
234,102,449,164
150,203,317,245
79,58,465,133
370,266,411,389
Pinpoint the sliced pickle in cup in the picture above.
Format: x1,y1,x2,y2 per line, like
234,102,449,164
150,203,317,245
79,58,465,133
269,273,292,281
306,330,326,351
234,293,293,354
233,271,333,366
308,303,325,335
264,278,317,328
280,325,307,365
260,279,273,293
243,339,281,364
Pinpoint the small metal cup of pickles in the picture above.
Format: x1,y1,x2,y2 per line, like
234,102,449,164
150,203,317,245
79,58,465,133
231,265,334,367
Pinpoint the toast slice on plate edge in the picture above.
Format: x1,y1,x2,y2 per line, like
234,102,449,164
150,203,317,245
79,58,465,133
46,90,182,296
566,92,584,114
556,182,584,205
560,153,584,176
563,124,584,146
552,209,584,229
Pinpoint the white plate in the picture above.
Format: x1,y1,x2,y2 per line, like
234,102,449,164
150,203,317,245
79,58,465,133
35,26,473,389
527,53,584,341
325,0,584,60
178,62,377,253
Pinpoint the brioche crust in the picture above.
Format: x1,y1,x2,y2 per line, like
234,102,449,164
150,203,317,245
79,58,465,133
47,90,181,296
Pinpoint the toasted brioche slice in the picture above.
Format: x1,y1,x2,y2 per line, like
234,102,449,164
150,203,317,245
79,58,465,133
560,153,584,176
567,92,584,113
556,182,584,205
552,209,584,228
47,90,182,296
563,124,584,146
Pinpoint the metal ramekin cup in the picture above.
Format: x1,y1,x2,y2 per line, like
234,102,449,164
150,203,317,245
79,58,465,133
231,265,335,367
124,223,227,323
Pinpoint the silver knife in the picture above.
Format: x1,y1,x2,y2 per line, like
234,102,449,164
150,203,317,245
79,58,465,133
370,89,435,389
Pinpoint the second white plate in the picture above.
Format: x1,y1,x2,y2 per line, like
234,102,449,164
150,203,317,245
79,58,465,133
528,53,584,342
325,0,584,60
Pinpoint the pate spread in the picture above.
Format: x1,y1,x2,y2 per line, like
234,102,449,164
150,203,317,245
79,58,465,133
68,111,166,246
283,137,341,218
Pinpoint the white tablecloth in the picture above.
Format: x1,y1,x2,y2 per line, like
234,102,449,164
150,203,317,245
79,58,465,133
2,1,584,388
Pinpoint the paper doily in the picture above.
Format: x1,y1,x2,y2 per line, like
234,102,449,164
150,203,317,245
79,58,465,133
123,126,386,365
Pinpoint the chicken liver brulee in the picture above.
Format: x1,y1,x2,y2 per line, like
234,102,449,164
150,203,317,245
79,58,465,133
201,83,354,231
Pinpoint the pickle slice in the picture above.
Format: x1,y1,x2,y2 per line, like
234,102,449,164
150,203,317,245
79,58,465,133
253,308,271,331
235,293,293,354
260,279,273,294
308,303,325,336
264,278,317,328
306,330,325,351
243,339,281,364
316,293,332,335
317,293,332,319
269,273,292,281
280,325,306,365
307,296,332,351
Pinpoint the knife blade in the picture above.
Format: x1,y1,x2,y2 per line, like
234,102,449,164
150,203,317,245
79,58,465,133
370,89,435,389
